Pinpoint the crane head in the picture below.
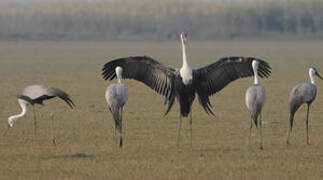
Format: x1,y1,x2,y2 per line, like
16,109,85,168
310,67,323,80
252,60,259,69
180,32,188,44
7,117,14,128
115,66,123,80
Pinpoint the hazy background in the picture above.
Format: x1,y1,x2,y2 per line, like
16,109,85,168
0,0,322,41
1,1,323,179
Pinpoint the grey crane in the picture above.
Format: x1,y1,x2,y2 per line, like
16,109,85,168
102,33,271,148
4,84,75,144
245,60,267,150
287,67,323,145
105,66,128,148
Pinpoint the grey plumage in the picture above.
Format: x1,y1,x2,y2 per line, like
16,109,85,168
245,60,266,150
18,84,74,108
105,66,128,148
287,67,323,145
5,84,75,144
246,85,266,126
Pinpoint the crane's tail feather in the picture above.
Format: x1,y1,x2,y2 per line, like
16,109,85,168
52,88,75,108
196,94,215,116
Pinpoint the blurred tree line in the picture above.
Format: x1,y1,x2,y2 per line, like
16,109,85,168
0,0,322,41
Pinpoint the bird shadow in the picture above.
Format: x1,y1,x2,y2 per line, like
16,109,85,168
41,153,95,160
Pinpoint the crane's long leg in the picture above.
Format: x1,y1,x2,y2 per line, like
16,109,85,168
24,114,27,138
247,113,253,146
286,112,295,145
306,104,310,145
176,115,183,148
121,107,125,141
114,124,116,139
119,107,123,148
43,105,56,145
249,113,253,139
31,105,37,142
108,107,117,143
189,111,193,148
286,126,291,145
259,113,264,150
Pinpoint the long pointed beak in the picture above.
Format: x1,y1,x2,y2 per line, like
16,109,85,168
316,72,323,80
181,33,188,44
183,35,188,44
3,125,10,136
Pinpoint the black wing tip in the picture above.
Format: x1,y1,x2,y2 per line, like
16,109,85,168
197,95,215,116
204,103,215,116
245,57,272,78
52,88,75,109
204,106,215,116
66,97,75,109
61,95,75,109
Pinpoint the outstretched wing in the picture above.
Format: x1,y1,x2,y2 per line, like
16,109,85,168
102,56,177,114
193,56,271,115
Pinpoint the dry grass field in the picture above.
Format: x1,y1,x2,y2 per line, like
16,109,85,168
0,40,323,179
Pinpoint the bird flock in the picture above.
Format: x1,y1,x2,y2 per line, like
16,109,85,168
3,33,322,150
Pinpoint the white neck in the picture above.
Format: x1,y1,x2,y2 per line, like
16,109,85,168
253,65,259,85
116,67,123,83
180,39,193,85
117,76,122,83
309,70,315,84
8,99,28,126
181,39,189,67
254,71,259,85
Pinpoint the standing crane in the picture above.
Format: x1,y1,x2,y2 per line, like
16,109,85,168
105,66,128,148
102,33,271,148
245,60,267,150
287,67,323,145
4,84,75,144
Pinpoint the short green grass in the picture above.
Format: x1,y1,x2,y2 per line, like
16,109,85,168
0,40,323,179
